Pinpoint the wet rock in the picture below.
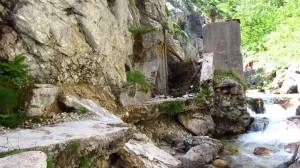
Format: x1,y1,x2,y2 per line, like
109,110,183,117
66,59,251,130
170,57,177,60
178,113,215,136
287,116,300,128
253,147,275,155
249,117,269,132
118,139,182,168
213,159,229,168
284,142,300,153
0,151,47,168
248,98,265,114
27,84,58,116
179,143,220,168
289,161,300,168
274,98,292,109
296,106,300,115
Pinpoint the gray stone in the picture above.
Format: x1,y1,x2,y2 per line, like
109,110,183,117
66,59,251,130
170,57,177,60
280,63,300,94
173,136,223,154
27,84,58,116
200,53,214,82
296,106,300,115
203,20,243,79
0,151,47,168
180,144,219,168
119,139,182,168
249,118,269,132
178,113,215,136
220,100,231,107
59,93,122,122
0,115,132,152
119,85,152,106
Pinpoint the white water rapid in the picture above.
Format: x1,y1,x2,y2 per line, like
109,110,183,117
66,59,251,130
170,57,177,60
223,90,300,168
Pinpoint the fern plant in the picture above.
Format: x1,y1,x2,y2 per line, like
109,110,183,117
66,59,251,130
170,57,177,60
0,54,34,114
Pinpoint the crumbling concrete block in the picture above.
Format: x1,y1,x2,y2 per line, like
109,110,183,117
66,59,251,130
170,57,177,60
203,20,244,79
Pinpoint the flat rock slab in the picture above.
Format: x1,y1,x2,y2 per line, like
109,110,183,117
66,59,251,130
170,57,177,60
0,151,47,168
119,139,182,168
0,116,132,152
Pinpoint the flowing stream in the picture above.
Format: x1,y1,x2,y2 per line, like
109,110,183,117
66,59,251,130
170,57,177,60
223,90,300,168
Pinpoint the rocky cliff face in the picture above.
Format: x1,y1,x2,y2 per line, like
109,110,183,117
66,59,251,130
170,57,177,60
0,0,206,90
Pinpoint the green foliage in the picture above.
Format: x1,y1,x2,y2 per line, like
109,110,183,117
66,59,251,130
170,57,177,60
71,140,81,151
161,22,169,29
126,71,153,91
0,114,23,128
0,54,34,114
186,0,239,18
0,87,19,113
165,6,172,17
74,107,88,114
219,111,239,122
196,91,206,100
0,149,21,158
214,70,248,91
128,26,158,35
172,23,188,39
79,155,92,168
159,101,184,115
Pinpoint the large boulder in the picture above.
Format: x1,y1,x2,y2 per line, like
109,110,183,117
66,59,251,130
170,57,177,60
27,84,58,116
175,136,223,168
279,63,300,94
178,112,215,136
248,98,265,114
0,151,47,168
119,139,182,168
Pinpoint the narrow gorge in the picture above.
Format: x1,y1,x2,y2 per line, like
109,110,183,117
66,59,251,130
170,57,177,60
0,0,299,168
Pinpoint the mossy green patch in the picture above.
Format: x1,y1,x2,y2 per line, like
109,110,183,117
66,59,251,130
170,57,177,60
158,101,184,116
214,70,248,91
79,155,92,168
126,70,153,92
0,149,22,158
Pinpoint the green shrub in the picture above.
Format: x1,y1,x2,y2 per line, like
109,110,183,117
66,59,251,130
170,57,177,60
161,22,169,29
128,26,158,35
79,155,92,168
74,107,88,114
126,71,153,91
165,6,172,17
71,140,81,151
173,23,188,39
0,87,19,113
0,114,23,128
0,54,34,114
159,101,184,116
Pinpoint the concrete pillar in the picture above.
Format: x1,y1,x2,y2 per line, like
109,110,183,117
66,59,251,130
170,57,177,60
202,20,244,79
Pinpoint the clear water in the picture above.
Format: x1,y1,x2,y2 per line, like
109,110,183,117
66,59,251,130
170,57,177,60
223,90,300,168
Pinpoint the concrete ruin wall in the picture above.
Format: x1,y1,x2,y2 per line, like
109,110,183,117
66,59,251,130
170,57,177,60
203,20,244,79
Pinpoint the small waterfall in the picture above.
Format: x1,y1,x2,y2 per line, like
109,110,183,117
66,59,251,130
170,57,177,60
223,90,300,167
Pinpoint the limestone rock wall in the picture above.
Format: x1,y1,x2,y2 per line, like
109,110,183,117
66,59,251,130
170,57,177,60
0,0,133,87
166,0,208,61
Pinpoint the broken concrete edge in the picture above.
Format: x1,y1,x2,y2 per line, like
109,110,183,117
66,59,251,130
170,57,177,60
0,127,135,167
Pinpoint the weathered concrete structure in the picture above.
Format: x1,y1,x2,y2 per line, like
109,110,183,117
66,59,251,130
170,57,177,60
203,20,244,79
